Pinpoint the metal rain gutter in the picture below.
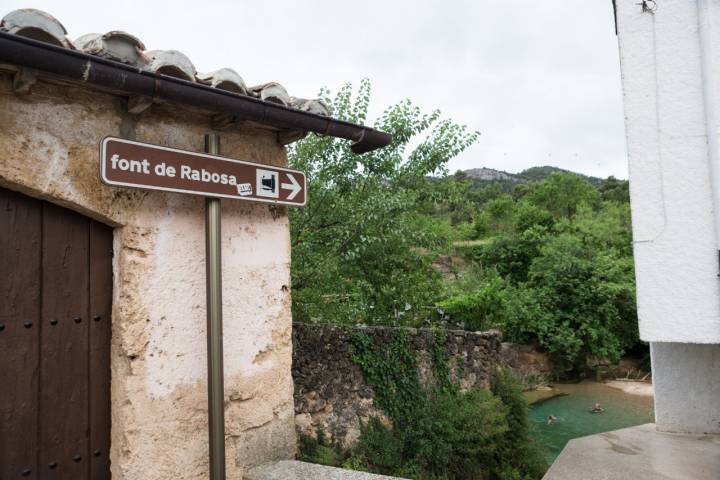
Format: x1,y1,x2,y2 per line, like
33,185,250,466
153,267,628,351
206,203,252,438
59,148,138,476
0,31,392,154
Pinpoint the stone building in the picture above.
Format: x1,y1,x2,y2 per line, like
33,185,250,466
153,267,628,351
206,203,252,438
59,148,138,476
0,8,389,480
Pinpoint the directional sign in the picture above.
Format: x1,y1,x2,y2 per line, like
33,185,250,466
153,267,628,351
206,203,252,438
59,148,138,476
100,137,307,206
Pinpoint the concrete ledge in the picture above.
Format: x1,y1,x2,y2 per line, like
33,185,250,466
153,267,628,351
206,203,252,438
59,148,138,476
244,460,407,480
543,423,720,480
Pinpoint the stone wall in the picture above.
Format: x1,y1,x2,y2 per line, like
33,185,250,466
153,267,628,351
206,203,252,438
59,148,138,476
292,324,502,445
501,343,553,376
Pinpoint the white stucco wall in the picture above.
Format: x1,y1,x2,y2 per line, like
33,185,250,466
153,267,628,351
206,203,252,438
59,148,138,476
616,0,720,343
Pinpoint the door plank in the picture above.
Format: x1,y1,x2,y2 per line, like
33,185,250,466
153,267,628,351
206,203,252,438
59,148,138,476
39,202,90,480
89,222,112,479
0,188,42,479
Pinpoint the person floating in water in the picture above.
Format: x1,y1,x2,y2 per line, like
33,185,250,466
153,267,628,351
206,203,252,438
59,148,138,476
547,415,557,424
590,402,605,413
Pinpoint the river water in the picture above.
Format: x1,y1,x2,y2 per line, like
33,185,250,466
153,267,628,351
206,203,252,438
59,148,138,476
528,382,655,464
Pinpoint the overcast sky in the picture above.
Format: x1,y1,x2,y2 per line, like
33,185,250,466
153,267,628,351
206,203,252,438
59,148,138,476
6,1,627,178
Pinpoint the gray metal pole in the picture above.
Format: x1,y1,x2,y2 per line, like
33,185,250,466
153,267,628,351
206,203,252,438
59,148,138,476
205,133,226,480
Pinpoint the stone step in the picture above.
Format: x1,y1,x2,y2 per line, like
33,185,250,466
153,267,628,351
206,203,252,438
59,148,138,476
244,460,408,480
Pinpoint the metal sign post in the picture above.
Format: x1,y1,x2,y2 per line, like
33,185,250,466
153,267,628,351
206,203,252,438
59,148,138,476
204,133,225,480
98,135,308,480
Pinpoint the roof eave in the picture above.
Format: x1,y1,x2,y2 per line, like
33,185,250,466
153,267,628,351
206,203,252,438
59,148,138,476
0,31,392,154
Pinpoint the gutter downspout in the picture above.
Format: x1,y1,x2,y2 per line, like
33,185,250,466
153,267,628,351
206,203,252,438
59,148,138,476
0,32,392,154
697,0,720,275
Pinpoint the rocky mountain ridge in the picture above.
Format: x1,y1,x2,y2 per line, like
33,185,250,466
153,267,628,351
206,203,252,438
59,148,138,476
461,165,605,186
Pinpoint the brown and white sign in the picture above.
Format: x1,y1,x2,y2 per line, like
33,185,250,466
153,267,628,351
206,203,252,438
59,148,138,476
100,137,307,206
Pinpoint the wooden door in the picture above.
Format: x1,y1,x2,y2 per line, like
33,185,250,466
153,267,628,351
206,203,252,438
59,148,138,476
0,186,112,480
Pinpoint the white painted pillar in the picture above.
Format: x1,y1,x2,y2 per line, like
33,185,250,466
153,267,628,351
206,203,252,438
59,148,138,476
651,342,720,434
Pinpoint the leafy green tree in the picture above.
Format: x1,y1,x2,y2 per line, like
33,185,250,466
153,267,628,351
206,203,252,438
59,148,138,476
351,390,511,479
347,380,546,479
416,174,475,226
476,226,549,283
558,202,633,256
529,172,600,218
472,182,509,205
485,194,515,233
288,80,479,325
511,183,533,201
521,234,638,372
598,176,630,203
513,200,554,233
404,389,510,479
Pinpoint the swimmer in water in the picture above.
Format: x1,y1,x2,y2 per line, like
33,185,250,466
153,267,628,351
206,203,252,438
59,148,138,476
547,415,557,424
591,402,605,413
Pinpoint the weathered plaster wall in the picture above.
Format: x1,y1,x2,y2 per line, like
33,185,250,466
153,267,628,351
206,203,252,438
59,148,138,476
0,74,295,479
292,324,502,446
616,0,720,343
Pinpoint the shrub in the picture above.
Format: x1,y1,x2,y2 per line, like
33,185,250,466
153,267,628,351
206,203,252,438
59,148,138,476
513,201,554,233
342,327,548,480
352,417,406,475
436,276,507,330
350,388,516,479
297,429,345,467
485,194,515,233
491,370,548,479
475,226,548,284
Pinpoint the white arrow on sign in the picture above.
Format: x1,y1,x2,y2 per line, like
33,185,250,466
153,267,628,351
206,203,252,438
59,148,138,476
281,173,302,200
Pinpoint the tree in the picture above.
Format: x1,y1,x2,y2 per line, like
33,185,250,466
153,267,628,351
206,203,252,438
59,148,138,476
416,174,475,225
440,173,639,374
485,194,515,233
598,176,630,203
475,226,548,284
529,172,600,218
522,234,638,372
288,80,479,325
513,200,554,233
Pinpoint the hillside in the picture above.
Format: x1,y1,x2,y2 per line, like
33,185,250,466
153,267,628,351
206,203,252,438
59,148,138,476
461,166,605,188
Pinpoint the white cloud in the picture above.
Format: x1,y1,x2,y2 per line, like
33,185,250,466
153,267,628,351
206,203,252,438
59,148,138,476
3,0,627,178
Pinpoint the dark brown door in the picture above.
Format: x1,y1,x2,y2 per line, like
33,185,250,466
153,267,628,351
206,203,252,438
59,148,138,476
0,186,112,480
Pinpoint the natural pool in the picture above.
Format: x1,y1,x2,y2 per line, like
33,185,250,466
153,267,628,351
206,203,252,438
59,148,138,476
528,382,655,464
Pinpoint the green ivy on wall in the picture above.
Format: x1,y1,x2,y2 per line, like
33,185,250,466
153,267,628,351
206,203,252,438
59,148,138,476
429,329,456,394
319,328,549,479
350,329,422,426
350,328,457,426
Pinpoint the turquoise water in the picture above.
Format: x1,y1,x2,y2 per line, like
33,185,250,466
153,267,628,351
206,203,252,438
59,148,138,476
528,382,654,464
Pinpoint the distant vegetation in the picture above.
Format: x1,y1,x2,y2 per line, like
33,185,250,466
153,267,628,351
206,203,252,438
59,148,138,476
289,81,637,479
289,82,637,377
434,171,636,374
